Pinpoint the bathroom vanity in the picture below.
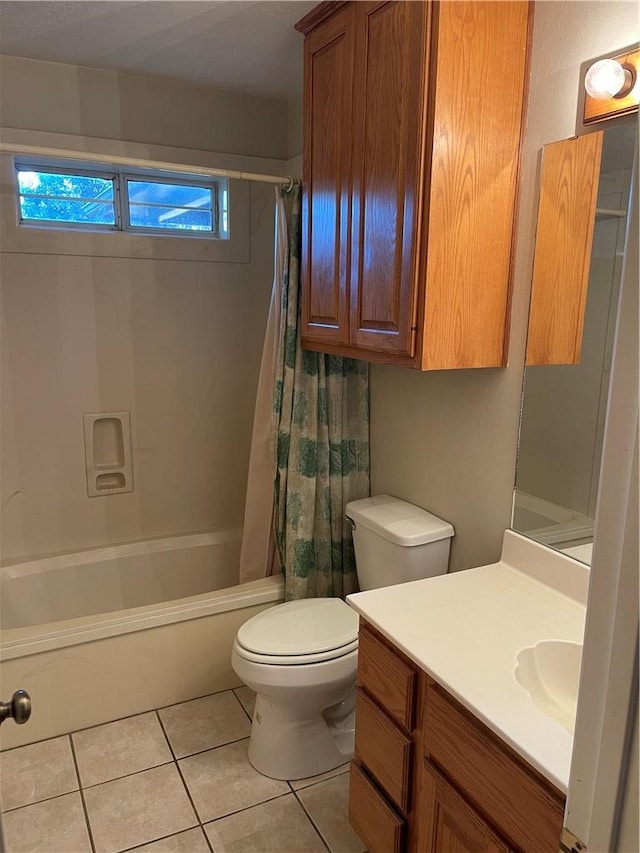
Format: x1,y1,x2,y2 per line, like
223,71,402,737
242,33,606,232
346,531,588,852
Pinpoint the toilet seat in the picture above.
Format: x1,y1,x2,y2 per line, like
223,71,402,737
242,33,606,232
235,598,359,666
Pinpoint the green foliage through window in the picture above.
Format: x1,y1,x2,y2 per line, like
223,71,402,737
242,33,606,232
16,163,225,238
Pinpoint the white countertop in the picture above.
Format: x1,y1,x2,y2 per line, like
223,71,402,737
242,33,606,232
347,530,589,794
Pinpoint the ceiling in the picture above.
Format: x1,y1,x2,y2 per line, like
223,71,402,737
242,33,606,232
0,1,317,99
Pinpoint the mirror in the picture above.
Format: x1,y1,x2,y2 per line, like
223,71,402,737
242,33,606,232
513,122,636,564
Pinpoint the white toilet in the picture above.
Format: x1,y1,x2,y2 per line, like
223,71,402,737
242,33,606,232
231,495,454,780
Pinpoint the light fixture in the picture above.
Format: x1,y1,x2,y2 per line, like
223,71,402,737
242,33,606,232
583,46,639,125
584,59,635,100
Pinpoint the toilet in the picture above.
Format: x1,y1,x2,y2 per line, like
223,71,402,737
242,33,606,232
231,495,454,780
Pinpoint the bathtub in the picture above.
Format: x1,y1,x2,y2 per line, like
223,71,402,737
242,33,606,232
0,529,284,749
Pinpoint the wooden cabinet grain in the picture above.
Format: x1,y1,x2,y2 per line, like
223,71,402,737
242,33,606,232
296,1,532,369
526,132,604,366
350,620,566,853
300,3,354,348
423,763,511,853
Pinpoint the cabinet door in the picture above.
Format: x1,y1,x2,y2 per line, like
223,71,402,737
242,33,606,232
349,0,430,359
424,763,511,853
526,133,603,365
419,1,531,370
301,4,354,348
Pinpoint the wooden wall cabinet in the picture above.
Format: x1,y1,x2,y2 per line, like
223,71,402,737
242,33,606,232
296,1,532,370
526,132,604,366
350,620,566,853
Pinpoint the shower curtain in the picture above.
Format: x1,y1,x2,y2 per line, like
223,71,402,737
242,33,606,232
272,184,370,600
240,182,369,598
238,191,287,584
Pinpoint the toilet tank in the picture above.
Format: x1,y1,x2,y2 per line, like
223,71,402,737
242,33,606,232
345,495,454,591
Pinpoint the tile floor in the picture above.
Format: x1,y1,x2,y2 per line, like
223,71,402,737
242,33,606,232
0,686,366,853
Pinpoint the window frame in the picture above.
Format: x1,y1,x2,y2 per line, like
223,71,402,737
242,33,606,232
15,161,121,233
14,159,227,240
121,171,222,239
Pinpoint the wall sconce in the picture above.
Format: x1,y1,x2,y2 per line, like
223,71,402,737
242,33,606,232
583,46,639,125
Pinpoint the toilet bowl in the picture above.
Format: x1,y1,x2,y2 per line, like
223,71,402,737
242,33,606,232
232,598,359,780
232,495,454,780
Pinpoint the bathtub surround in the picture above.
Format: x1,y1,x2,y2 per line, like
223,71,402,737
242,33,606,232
1,530,243,631
0,56,287,563
273,185,370,599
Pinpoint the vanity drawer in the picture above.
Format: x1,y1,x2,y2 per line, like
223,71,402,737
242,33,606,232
349,761,405,853
424,681,565,853
354,688,413,814
358,622,416,731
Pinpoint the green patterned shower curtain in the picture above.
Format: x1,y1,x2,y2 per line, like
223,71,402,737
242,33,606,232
273,184,370,600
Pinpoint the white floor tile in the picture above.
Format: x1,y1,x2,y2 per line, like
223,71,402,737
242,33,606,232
297,772,366,853
179,739,288,823
290,761,350,791
72,712,172,787
0,736,78,811
123,826,210,852
159,691,250,759
204,793,326,853
83,763,197,853
1,791,91,853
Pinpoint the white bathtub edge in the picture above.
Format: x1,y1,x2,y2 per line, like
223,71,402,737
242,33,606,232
1,574,284,661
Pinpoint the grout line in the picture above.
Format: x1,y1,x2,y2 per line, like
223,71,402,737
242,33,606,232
120,826,207,853
68,734,97,853
153,708,174,754
1,785,80,814
201,790,293,827
153,685,246,715
3,695,349,853
231,687,255,723
202,823,215,853
77,758,176,791
155,710,203,828
166,735,253,764
292,788,332,853
0,687,244,753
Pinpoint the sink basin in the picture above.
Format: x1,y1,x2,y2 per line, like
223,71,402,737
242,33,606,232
514,640,583,733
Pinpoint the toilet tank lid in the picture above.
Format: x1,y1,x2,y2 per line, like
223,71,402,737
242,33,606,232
346,495,454,546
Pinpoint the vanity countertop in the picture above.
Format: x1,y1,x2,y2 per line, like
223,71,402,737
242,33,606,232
346,530,589,794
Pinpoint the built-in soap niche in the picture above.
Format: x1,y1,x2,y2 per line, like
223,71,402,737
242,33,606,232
83,412,134,497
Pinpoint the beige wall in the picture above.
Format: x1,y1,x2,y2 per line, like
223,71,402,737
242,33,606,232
286,95,303,161
0,59,286,561
0,55,288,160
370,1,639,571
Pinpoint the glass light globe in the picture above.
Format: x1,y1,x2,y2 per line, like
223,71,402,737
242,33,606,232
584,59,628,99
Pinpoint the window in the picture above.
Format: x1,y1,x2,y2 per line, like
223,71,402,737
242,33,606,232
17,168,117,228
16,161,227,239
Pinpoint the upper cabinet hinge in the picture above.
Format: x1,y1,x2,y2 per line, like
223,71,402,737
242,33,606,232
559,827,587,853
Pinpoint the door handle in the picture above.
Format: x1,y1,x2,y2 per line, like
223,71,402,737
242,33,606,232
0,690,31,726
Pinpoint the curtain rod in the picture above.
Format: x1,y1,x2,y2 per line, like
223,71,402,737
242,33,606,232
0,142,295,187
